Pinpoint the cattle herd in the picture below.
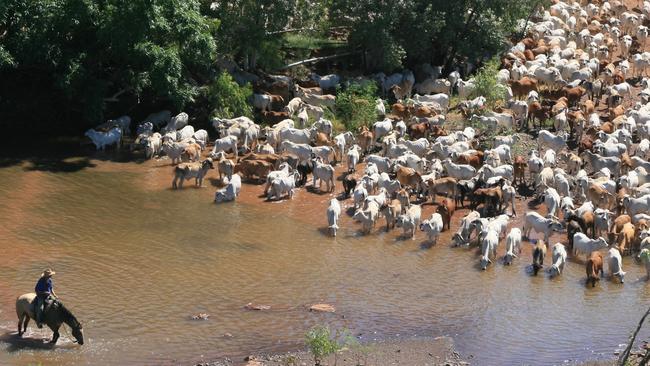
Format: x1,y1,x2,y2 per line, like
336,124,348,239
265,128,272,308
83,0,650,287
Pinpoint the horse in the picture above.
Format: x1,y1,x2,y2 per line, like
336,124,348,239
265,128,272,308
15,293,84,345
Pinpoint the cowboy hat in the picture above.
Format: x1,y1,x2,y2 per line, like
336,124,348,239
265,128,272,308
42,268,56,277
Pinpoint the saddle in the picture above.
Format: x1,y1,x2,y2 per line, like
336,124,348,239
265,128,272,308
32,295,57,314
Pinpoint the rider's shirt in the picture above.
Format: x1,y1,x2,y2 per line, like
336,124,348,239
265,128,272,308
35,277,53,296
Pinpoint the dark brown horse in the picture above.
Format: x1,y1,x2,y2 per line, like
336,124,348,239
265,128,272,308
16,293,84,345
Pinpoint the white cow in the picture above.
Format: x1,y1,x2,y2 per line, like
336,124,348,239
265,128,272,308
607,247,626,283
549,243,567,277
85,127,122,150
503,228,522,265
162,112,189,133
396,204,422,239
214,174,242,203
267,172,300,201
211,135,238,158
419,213,443,245
522,211,564,243
572,232,608,257
326,199,342,237
480,229,499,270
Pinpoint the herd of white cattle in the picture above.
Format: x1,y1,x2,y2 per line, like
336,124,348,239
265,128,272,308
82,0,650,286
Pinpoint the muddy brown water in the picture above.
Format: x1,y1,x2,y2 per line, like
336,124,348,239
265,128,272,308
1,148,649,366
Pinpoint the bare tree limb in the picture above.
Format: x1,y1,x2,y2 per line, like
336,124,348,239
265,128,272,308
278,51,361,70
619,306,650,365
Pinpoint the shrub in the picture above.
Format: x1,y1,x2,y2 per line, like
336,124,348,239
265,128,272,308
335,83,378,131
305,325,340,365
305,325,355,365
207,72,253,119
470,57,507,108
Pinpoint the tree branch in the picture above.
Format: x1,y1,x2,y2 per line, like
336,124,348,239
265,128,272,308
103,88,130,103
619,306,650,365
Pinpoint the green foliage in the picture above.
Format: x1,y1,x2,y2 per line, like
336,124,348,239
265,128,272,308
335,83,379,131
0,0,217,130
208,72,253,119
305,325,354,365
470,57,507,108
331,0,540,71
306,325,340,365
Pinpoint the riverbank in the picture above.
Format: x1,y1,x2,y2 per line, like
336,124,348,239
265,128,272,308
197,336,469,366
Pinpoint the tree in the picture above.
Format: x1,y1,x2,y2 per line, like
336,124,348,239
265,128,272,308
208,0,294,70
0,0,217,132
207,72,253,119
330,0,539,72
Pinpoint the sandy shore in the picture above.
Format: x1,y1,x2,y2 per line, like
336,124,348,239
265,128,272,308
196,336,469,366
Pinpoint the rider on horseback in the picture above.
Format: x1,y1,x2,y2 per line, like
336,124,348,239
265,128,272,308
35,268,57,328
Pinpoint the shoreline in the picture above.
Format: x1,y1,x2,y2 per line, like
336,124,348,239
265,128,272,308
196,336,469,366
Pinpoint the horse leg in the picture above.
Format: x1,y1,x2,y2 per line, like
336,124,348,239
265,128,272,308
50,327,60,344
17,314,23,336
22,316,30,335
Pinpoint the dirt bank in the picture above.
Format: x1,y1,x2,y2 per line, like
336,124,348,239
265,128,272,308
196,336,468,366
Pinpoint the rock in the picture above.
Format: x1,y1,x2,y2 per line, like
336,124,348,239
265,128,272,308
190,313,210,320
245,303,271,311
309,303,336,313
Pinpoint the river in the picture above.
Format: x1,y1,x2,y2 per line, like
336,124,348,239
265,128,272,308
0,146,648,365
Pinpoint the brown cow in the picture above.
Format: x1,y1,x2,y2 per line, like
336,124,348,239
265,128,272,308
586,184,613,209
511,77,538,99
471,186,503,216
610,214,631,237
396,166,423,192
430,125,447,138
455,151,483,170
314,132,331,147
586,251,604,287
562,86,586,106
357,126,373,154
408,122,429,140
581,99,595,115
381,199,402,231
235,159,274,182
436,198,456,231
182,142,202,162
527,101,550,129
426,177,458,203
261,111,290,124
617,222,635,255
514,155,528,185
391,103,410,119
582,210,596,238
